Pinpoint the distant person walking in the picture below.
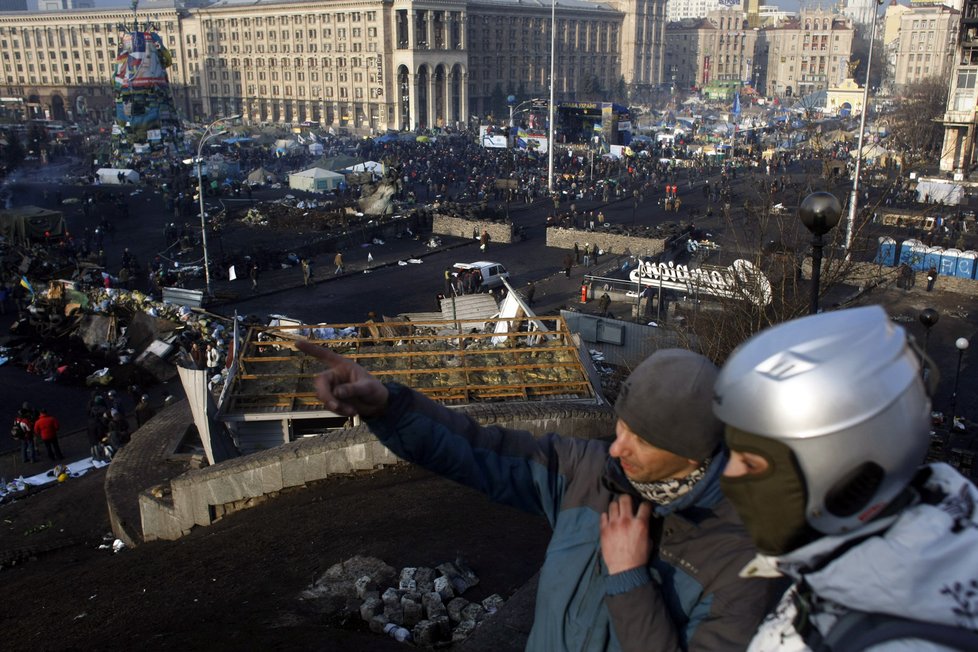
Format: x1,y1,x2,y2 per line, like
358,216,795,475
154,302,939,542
249,261,259,292
13,401,38,463
34,408,64,461
334,251,345,274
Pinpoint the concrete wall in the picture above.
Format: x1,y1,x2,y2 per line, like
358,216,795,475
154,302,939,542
546,227,666,258
432,214,514,244
135,402,615,543
802,258,978,297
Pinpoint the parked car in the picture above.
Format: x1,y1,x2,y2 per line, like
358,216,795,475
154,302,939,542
451,261,510,289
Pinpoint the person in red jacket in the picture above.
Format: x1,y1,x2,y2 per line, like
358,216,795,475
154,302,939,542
33,408,65,461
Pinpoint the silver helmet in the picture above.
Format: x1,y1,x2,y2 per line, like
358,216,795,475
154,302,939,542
713,305,932,535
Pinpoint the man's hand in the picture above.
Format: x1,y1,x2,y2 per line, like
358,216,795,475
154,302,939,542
296,341,390,419
600,494,652,574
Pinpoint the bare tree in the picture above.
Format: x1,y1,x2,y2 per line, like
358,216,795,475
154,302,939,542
886,77,949,169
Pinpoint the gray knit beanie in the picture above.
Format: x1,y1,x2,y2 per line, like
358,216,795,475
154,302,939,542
614,349,724,460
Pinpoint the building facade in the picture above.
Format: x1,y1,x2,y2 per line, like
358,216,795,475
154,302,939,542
665,0,744,23
663,10,758,97
940,0,978,171
892,5,959,89
0,0,668,132
760,10,855,99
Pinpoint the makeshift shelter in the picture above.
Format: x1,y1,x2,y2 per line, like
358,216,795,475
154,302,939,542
246,167,278,186
288,167,345,193
344,160,384,177
96,168,140,185
0,206,66,245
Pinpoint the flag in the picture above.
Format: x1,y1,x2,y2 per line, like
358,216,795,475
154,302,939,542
732,92,741,116
20,276,34,295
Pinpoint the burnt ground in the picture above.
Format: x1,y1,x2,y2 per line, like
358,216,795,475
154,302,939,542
0,464,552,651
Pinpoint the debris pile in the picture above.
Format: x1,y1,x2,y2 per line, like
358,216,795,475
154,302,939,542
300,554,505,647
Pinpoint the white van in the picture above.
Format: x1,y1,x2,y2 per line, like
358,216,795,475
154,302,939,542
452,261,510,289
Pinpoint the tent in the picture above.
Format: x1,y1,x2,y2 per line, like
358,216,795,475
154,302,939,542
96,168,140,185
344,160,384,176
0,206,66,245
288,167,345,193
246,167,278,186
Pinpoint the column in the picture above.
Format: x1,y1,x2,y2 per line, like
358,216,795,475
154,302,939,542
427,72,436,128
426,10,434,49
408,11,416,49
408,73,418,130
460,71,468,128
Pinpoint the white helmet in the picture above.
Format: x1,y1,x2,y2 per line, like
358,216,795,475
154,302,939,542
713,306,932,536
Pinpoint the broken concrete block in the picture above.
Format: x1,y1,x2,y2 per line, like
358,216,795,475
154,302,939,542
437,560,479,594
398,578,417,592
482,593,505,614
301,555,397,617
414,567,437,593
431,614,452,639
447,596,470,623
412,619,437,647
360,596,383,623
361,590,380,602
422,591,447,620
355,575,377,599
369,614,389,634
382,587,401,607
453,618,478,642
399,567,417,582
461,602,487,623
383,603,404,624
433,575,455,602
401,595,423,627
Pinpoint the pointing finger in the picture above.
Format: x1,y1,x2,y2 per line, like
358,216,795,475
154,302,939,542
297,340,343,364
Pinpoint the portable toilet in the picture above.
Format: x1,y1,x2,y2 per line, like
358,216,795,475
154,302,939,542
875,236,897,266
899,239,926,269
957,250,978,279
940,248,961,277
923,246,943,272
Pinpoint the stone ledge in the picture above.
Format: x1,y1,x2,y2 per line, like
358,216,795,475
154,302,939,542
130,403,614,543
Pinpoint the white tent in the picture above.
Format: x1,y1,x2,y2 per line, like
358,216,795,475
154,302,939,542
288,167,345,193
345,160,384,175
96,168,140,185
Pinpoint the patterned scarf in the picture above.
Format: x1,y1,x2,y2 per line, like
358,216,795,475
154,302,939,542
629,457,712,506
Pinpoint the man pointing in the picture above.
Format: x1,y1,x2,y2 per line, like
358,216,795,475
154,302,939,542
297,342,781,651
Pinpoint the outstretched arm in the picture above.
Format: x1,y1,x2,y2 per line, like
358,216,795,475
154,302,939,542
296,340,389,419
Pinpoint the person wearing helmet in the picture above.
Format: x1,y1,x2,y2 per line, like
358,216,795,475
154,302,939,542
297,342,783,651
713,305,978,651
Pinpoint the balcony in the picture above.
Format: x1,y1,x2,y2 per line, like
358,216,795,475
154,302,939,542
942,109,977,124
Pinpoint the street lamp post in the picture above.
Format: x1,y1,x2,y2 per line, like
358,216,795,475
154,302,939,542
799,191,843,315
919,308,940,355
197,114,241,297
842,1,882,259
950,337,970,428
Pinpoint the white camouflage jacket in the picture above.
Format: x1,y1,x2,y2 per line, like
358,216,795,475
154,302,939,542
741,463,978,652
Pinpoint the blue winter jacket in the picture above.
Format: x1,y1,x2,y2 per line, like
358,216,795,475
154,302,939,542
367,383,782,651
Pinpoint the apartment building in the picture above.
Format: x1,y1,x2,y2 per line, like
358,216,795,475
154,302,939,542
663,10,758,98
760,10,855,99
0,0,667,132
892,5,959,89
940,0,978,171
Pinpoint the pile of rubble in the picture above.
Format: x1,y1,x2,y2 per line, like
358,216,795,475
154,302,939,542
300,554,505,647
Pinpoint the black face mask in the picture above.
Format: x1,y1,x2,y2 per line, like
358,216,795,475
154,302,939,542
720,427,820,555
